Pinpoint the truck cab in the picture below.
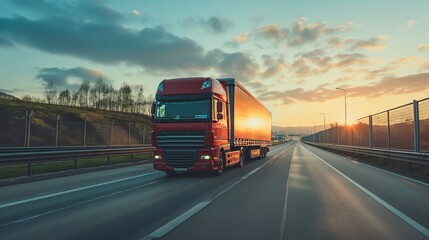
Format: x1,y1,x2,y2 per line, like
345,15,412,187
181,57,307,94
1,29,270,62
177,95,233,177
151,77,271,176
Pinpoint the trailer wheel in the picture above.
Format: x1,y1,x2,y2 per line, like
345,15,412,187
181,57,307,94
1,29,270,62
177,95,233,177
215,153,224,176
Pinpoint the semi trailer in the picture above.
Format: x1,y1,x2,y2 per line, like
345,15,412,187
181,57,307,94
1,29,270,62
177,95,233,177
151,77,271,175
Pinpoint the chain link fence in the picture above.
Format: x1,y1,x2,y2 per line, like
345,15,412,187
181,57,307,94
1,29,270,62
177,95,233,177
0,109,151,147
302,98,429,153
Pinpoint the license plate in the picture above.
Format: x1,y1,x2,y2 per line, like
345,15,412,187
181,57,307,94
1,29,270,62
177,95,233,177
174,168,187,172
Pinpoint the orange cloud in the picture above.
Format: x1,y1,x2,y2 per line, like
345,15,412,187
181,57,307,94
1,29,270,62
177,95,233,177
258,72,429,104
351,36,388,51
417,44,429,51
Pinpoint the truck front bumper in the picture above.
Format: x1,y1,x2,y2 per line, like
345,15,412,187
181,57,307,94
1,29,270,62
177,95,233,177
153,148,220,172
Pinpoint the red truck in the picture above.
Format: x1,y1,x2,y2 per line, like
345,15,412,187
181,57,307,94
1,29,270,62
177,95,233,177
151,77,271,175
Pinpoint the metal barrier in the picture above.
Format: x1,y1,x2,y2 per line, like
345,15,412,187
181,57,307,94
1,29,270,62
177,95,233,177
303,141,429,166
302,97,429,163
0,144,151,154
0,146,154,176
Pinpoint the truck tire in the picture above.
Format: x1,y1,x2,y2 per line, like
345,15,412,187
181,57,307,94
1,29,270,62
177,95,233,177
215,153,224,176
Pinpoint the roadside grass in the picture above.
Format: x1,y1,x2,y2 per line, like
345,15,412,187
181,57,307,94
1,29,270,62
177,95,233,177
0,153,152,179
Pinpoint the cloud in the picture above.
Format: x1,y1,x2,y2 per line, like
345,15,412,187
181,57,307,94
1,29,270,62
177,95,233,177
334,53,370,67
326,37,354,48
10,0,124,23
201,17,232,34
35,66,107,90
288,18,350,46
417,44,429,51
250,18,351,48
289,49,370,78
0,15,220,71
390,56,429,71
256,24,289,41
259,72,429,104
0,1,259,79
225,32,250,47
212,51,260,81
406,19,416,27
181,16,232,34
351,36,388,51
347,72,429,98
0,37,14,47
261,55,288,78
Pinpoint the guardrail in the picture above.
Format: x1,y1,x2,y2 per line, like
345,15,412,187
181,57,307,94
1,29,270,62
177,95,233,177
0,144,152,154
302,141,429,166
0,146,154,176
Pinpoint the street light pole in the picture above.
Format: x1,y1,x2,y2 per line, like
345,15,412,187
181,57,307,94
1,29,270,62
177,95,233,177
320,112,326,142
336,87,347,144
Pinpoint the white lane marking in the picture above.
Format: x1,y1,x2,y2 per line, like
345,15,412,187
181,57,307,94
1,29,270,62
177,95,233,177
1,180,162,227
142,148,288,240
0,171,161,209
280,145,295,240
303,143,429,188
302,144,429,238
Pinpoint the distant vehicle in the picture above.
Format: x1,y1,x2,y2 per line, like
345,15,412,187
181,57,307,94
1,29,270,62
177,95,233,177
151,77,272,175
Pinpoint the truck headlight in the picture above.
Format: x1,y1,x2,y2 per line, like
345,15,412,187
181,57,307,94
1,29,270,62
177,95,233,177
200,155,212,160
154,154,162,160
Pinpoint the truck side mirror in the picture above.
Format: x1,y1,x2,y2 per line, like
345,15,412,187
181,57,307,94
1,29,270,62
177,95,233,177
216,101,223,113
217,113,224,120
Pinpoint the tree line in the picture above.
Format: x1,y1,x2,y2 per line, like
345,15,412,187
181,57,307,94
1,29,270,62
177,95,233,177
22,76,154,115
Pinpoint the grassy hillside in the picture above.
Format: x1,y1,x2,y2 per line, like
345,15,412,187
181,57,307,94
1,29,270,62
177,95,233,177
0,99,152,147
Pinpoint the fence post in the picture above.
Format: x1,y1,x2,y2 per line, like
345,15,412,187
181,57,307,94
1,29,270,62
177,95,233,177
369,115,373,148
143,124,146,144
55,115,60,147
110,120,114,145
83,119,87,146
24,110,28,147
413,100,420,152
27,110,33,147
337,126,340,145
387,110,391,150
128,122,131,145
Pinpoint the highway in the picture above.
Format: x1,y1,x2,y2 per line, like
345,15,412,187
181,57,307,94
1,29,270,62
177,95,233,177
0,141,428,240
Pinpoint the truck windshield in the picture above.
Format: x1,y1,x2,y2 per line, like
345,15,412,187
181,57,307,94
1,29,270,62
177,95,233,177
154,100,211,122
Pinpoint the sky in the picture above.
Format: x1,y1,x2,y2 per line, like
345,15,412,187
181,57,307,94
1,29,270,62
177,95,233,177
0,0,428,127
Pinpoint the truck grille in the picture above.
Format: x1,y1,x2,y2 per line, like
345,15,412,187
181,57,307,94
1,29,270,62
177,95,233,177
156,131,205,148
165,149,197,168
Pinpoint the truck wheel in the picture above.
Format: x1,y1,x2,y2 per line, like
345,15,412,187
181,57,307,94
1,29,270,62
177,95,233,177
215,153,224,176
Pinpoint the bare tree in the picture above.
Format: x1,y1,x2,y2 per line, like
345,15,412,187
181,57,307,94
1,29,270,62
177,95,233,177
58,88,71,105
71,90,79,106
119,83,133,112
94,75,104,109
78,80,90,107
45,80,57,104
135,86,144,114
143,94,154,115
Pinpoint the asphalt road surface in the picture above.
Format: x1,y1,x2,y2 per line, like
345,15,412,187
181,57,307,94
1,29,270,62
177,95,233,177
1,141,428,239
